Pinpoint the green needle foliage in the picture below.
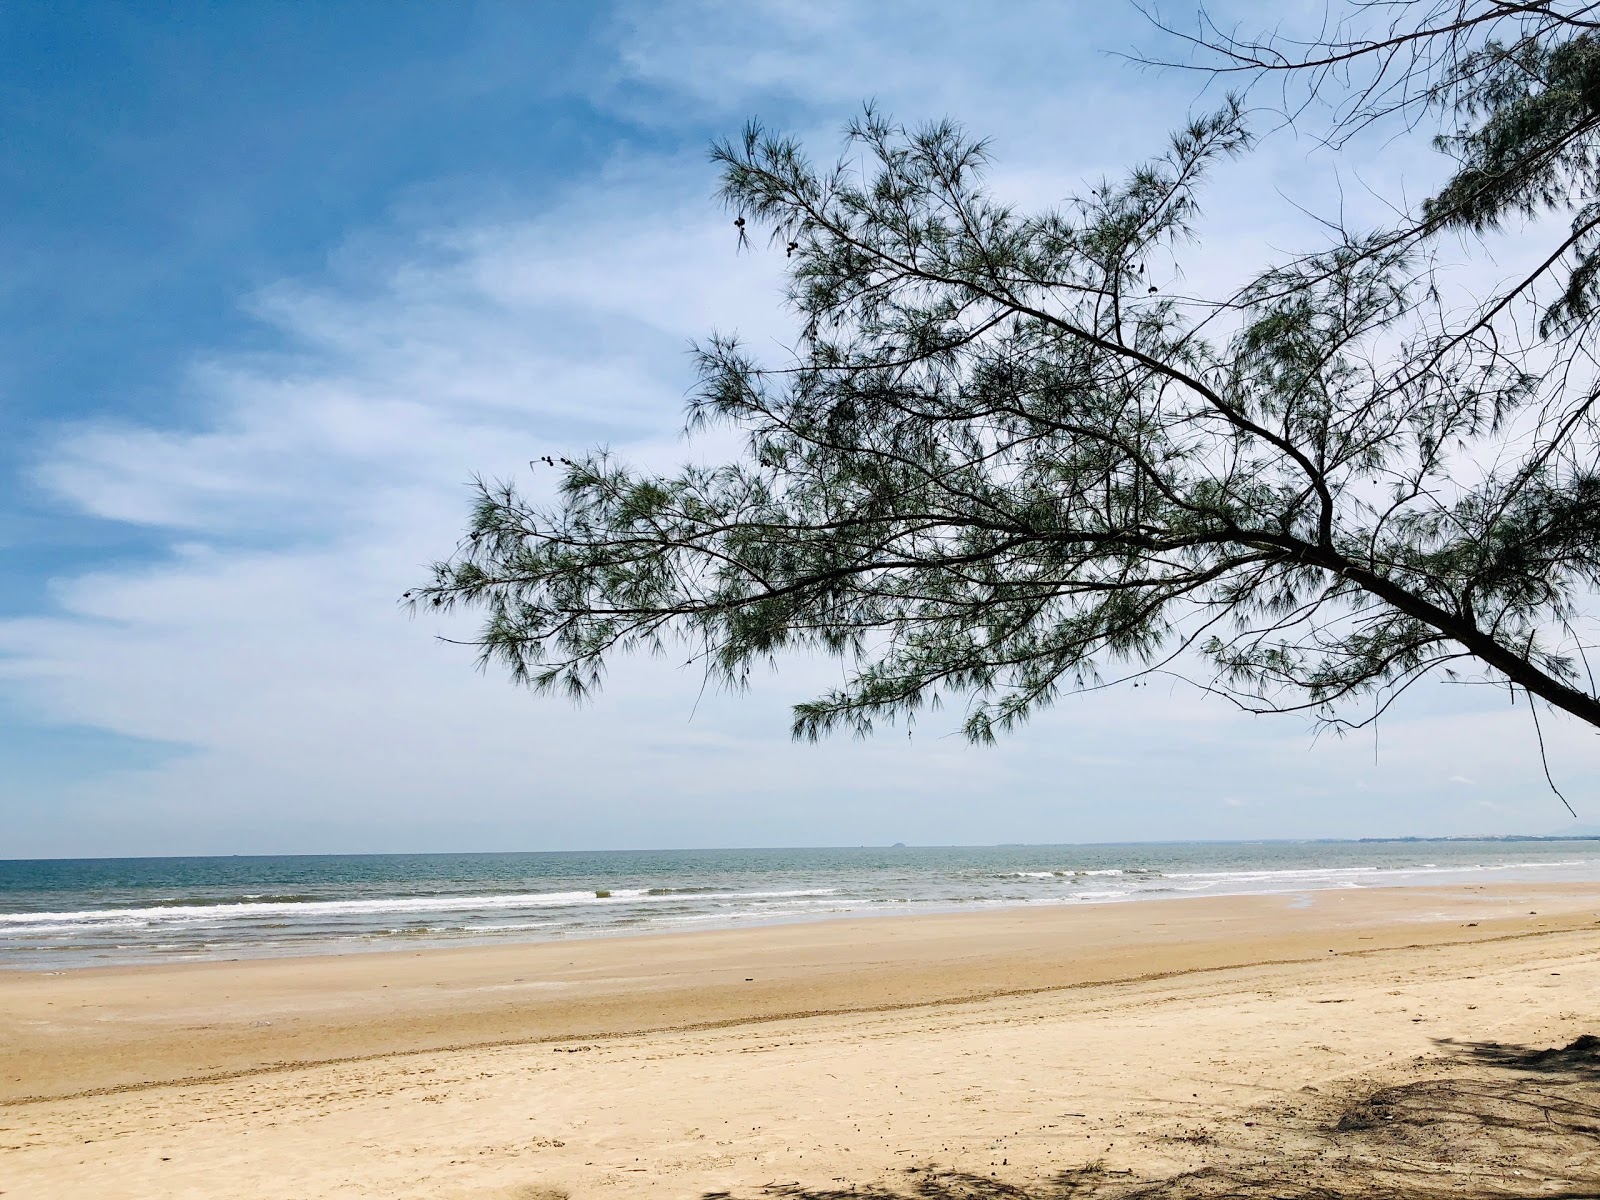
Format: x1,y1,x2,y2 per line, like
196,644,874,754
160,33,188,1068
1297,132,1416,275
416,14,1600,757
1154,1,1600,332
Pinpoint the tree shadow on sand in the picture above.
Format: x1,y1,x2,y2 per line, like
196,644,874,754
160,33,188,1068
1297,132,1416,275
711,1036,1600,1200
1434,1033,1600,1081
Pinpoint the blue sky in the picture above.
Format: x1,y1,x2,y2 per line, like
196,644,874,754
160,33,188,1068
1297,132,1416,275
2,1,1593,858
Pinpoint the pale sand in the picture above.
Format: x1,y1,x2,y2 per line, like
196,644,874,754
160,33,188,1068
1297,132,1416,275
2,882,1597,1199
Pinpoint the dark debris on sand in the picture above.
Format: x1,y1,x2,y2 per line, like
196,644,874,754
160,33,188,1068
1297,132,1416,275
712,1035,1600,1200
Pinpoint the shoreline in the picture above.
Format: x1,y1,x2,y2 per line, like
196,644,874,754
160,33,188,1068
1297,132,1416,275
9,837,1600,973
12,857,1600,979
5,880,1597,1106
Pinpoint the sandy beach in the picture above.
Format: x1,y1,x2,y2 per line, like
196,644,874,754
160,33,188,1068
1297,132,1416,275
3,882,1598,1199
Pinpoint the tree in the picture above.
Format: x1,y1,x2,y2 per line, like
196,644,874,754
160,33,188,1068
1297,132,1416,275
414,15,1600,784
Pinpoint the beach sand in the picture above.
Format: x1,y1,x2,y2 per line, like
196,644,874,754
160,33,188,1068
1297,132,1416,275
2,882,1598,1199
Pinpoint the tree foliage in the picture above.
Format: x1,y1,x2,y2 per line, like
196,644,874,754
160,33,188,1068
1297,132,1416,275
1150,1,1600,329
416,5,1600,771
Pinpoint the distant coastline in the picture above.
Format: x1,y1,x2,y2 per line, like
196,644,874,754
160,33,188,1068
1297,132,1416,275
1347,833,1600,843
9,832,1600,865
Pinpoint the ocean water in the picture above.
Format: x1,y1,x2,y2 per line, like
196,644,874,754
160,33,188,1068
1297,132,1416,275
3,840,1598,970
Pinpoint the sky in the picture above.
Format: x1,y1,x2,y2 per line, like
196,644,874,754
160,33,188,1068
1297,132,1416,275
2,0,1595,859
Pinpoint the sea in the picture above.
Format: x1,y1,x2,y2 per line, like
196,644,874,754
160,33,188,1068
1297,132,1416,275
3,839,1598,970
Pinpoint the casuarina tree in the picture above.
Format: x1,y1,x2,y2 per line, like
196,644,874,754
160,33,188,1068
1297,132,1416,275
414,9,1600,792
